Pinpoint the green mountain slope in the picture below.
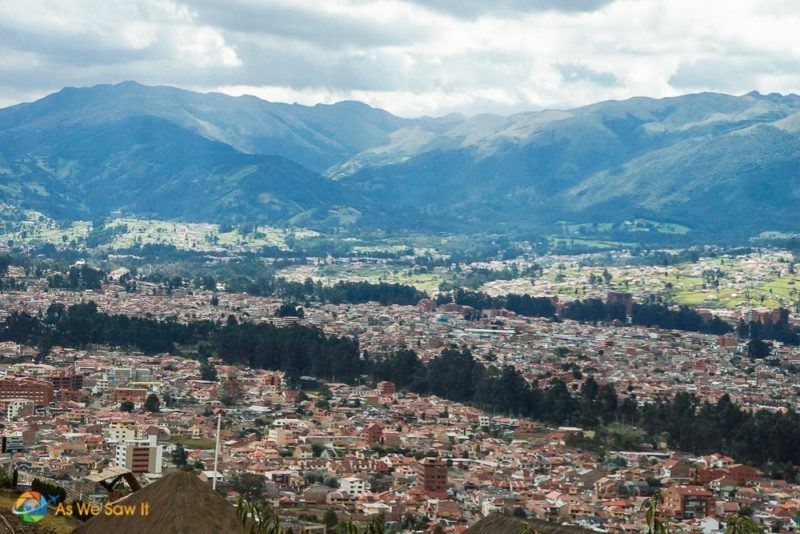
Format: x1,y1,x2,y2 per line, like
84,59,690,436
1,83,799,239
0,115,358,224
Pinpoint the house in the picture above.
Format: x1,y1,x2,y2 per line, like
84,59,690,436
340,476,370,497
302,484,332,504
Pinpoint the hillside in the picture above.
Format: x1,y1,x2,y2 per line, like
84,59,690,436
1,83,799,239
0,112,361,226
342,91,800,237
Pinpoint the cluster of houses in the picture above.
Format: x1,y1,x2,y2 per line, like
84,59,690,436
0,342,795,532
0,256,797,531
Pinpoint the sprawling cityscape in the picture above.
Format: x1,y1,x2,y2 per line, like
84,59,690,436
0,237,796,533
2,1,800,533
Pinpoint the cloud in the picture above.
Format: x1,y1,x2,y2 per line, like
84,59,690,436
556,63,620,87
669,57,800,93
404,0,614,18
0,0,799,116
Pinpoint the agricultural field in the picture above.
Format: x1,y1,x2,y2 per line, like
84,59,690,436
515,250,800,312
169,437,217,450
0,210,91,247
274,248,800,314
276,263,447,294
0,212,320,253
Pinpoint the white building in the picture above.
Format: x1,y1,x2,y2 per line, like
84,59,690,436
6,399,33,420
339,476,370,497
115,434,163,474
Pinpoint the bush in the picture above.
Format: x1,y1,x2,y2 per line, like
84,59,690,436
31,478,67,504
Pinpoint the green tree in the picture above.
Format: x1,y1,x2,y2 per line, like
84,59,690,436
725,512,761,533
232,473,266,501
144,393,160,413
236,498,282,534
747,339,771,359
172,443,188,467
120,400,135,412
641,490,671,534
323,509,338,529
200,360,219,381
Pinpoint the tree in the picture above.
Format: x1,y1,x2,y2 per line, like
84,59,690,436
323,510,338,529
641,490,671,534
275,302,304,318
232,473,266,500
120,400,135,412
725,512,761,533
235,498,282,534
200,360,219,381
747,339,771,359
144,393,160,413
336,521,359,534
172,443,188,467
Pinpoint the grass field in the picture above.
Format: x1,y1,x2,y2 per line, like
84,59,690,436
0,492,79,533
0,212,322,252
170,437,217,450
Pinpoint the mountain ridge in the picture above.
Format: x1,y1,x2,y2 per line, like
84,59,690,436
1,82,799,240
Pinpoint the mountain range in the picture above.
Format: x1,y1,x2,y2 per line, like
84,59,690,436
1,81,799,240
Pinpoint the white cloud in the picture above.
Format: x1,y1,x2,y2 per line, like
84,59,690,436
0,0,799,115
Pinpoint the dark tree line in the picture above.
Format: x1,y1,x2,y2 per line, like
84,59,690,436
738,319,799,346
47,264,106,291
214,316,360,386
447,289,556,318
0,302,362,389
228,276,426,306
373,348,800,473
631,303,733,335
561,298,626,323
0,302,212,354
445,288,733,335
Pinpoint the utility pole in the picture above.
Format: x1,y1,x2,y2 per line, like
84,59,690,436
212,413,221,491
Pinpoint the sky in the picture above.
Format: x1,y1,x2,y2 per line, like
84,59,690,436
1,0,799,117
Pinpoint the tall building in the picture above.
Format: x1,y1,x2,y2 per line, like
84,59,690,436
50,371,83,391
112,388,148,404
377,381,396,396
663,486,714,519
419,457,448,497
115,435,163,474
0,378,53,406
2,399,34,420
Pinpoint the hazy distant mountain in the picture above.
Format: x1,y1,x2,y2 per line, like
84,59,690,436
1,82,799,238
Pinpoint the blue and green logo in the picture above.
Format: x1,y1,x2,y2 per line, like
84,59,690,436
12,491,49,522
